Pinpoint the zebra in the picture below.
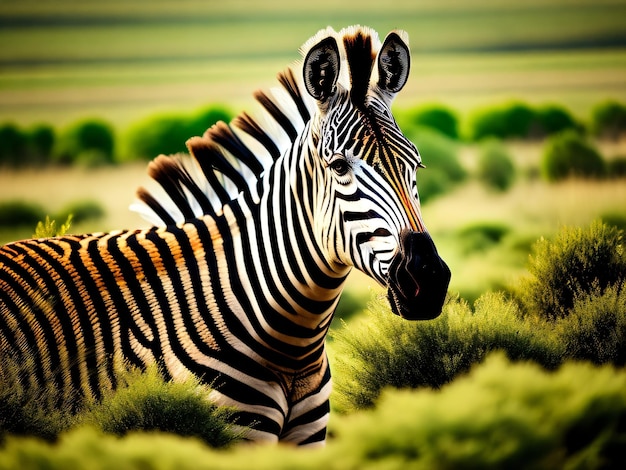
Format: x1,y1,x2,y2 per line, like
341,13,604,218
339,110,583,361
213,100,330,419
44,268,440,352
0,25,450,446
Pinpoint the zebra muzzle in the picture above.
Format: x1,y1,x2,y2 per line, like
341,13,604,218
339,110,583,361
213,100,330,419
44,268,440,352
386,230,451,320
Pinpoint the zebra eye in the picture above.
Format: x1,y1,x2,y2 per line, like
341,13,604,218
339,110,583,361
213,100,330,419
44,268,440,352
330,158,350,176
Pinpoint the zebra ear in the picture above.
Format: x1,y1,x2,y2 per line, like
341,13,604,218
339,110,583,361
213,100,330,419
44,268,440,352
377,31,410,94
303,36,340,103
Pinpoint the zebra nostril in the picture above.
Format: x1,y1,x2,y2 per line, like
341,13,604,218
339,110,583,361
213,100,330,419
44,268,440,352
372,228,393,238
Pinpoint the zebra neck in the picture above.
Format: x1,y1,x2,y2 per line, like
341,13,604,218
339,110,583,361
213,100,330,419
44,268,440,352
212,148,350,354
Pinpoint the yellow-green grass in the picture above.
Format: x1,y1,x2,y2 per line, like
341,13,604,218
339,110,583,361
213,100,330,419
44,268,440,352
1,0,625,127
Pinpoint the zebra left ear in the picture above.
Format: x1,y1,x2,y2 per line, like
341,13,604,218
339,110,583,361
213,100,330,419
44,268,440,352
377,31,410,94
303,36,340,104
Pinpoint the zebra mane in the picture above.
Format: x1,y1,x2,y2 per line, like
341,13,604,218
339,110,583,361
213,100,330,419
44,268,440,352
131,25,400,226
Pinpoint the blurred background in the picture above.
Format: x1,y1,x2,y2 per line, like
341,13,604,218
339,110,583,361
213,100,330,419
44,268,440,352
1,0,625,304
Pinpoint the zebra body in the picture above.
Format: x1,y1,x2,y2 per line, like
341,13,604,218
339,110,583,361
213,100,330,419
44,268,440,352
0,26,450,445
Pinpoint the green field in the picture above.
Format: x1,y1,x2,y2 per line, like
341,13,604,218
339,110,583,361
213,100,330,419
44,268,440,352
1,2,626,467
1,0,625,127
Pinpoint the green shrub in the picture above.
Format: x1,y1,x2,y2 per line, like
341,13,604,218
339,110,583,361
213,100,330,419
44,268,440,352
410,104,459,139
417,167,453,204
188,106,232,137
329,355,626,469
607,156,626,178
56,119,116,165
601,212,626,232
28,124,56,164
476,140,516,191
457,221,510,254
412,127,465,204
330,293,560,412
0,124,28,167
534,104,581,137
540,131,605,182
125,106,232,161
127,113,193,160
468,102,535,140
517,221,626,320
556,284,626,366
5,356,625,469
87,366,239,448
0,200,46,227
0,355,75,442
591,100,626,140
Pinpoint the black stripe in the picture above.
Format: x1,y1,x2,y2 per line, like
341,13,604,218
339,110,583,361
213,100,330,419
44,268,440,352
255,90,298,141
234,112,281,160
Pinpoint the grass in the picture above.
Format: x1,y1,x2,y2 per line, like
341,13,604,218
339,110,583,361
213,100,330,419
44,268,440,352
1,0,625,127
1,355,625,469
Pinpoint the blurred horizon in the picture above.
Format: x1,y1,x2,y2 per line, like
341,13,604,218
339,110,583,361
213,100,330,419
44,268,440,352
1,0,625,128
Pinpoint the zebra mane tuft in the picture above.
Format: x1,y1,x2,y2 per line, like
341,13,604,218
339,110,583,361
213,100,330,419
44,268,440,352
131,25,397,227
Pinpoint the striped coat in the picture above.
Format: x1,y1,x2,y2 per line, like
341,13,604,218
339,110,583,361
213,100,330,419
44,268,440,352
0,25,450,445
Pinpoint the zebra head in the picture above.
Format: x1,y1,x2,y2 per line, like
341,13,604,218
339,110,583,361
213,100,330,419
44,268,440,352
302,27,450,320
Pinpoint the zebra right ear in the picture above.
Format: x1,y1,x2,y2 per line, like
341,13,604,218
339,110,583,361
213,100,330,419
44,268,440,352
303,36,340,104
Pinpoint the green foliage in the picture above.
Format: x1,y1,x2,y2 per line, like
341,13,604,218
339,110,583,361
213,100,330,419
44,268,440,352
591,100,626,140
0,123,28,167
0,355,76,443
330,293,561,412
468,102,581,141
3,356,625,469
607,156,626,178
0,356,239,448
56,119,116,165
457,221,510,254
410,104,459,139
87,366,239,448
518,221,626,320
476,140,516,191
33,215,73,238
125,106,232,161
411,128,465,204
468,102,535,140
534,104,581,136
0,200,46,227
540,130,605,182
556,284,626,366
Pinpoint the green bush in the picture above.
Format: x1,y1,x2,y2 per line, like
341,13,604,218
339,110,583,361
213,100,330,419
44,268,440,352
468,102,535,140
125,106,232,161
87,366,238,448
476,140,516,191
0,200,46,227
468,102,581,141
556,284,626,366
1,355,239,447
517,221,626,320
410,104,459,139
607,156,626,178
534,104,581,137
0,355,75,443
457,221,510,254
56,119,116,165
4,356,625,469
591,100,626,140
0,124,28,166
540,131,605,182
330,293,561,412
28,124,56,164
412,128,465,204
